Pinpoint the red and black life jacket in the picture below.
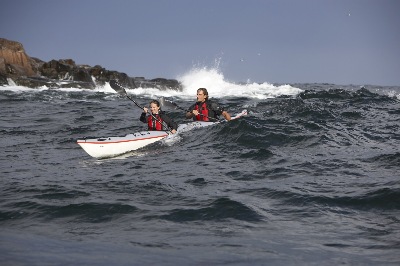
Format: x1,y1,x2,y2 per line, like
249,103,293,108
194,102,210,121
147,114,163,130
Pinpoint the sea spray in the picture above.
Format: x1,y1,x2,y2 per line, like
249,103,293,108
176,66,303,99
1,66,303,100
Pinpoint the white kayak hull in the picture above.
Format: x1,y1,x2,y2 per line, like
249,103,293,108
77,131,169,159
77,110,247,159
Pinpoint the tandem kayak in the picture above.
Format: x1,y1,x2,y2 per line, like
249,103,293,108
77,109,247,159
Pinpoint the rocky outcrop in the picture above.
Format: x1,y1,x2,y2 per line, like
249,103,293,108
134,77,182,90
19,58,134,89
0,38,182,90
0,38,35,78
0,72,7,85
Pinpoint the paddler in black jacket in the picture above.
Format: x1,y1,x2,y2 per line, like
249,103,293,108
140,100,177,133
185,88,231,121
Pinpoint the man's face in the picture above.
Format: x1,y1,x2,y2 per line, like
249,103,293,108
197,90,206,102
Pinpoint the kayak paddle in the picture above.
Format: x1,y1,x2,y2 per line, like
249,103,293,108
109,80,174,133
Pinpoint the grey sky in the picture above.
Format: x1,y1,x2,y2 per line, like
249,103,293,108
1,0,399,86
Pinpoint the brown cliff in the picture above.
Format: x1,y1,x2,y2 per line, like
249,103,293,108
0,38,35,77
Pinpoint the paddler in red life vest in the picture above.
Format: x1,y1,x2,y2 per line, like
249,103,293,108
185,88,231,121
140,100,177,134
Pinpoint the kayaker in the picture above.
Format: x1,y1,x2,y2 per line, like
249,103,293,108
185,88,231,121
140,100,177,134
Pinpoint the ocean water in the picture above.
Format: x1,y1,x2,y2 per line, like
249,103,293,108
1,68,400,265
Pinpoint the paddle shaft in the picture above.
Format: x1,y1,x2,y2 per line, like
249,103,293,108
128,95,174,133
110,81,174,133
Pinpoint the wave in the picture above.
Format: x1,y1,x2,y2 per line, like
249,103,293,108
240,187,400,211
363,152,400,168
176,66,302,99
0,200,139,223
1,66,303,100
158,197,263,222
298,85,400,101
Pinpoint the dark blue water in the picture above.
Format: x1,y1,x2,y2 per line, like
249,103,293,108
1,83,400,265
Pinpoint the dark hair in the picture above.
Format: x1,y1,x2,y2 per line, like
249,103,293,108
150,100,160,107
197,88,208,100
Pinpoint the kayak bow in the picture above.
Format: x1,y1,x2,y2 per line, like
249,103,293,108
77,131,169,159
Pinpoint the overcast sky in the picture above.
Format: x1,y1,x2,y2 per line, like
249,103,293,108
1,0,399,86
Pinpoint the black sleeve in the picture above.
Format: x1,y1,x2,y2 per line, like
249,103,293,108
139,112,147,123
160,113,178,131
186,103,195,113
185,104,195,120
209,101,224,115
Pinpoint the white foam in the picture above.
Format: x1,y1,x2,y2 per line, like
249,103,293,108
0,84,48,92
0,79,113,93
1,67,303,99
178,66,302,99
126,66,302,100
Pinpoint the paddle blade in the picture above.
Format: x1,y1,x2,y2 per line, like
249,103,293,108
159,97,185,111
109,80,127,95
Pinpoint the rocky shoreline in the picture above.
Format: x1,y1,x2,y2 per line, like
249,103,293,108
0,38,181,90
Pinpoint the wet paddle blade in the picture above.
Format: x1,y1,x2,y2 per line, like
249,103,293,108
159,97,185,110
109,80,127,96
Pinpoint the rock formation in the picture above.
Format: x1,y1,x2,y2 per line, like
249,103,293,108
0,38,35,77
0,38,182,91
